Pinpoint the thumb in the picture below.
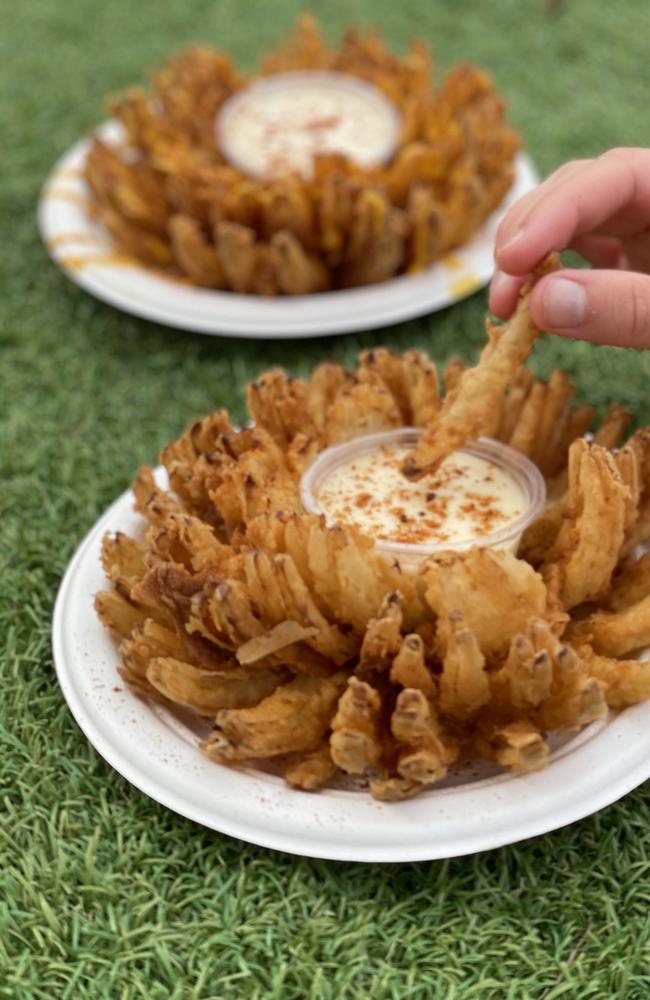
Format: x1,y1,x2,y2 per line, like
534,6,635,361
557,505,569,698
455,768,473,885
530,269,650,347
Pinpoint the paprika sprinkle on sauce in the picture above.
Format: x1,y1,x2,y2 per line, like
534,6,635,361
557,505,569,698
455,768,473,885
316,444,526,546
217,71,400,178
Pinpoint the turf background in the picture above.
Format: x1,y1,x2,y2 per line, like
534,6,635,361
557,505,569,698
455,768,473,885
3,1,650,996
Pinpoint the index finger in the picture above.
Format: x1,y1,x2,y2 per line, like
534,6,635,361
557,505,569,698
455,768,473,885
495,148,650,276
495,159,591,252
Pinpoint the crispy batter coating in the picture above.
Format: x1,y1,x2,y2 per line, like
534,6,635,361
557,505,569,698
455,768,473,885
390,634,437,700
424,548,549,658
146,657,287,715
543,439,628,609
568,595,650,658
169,215,226,288
577,647,650,710
358,592,404,669
330,677,383,774
391,688,458,786
285,743,337,791
602,551,650,613
474,720,549,773
202,672,348,761
492,639,553,712
95,589,156,640
403,254,561,477
271,230,331,294
438,612,489,719
83,18,520,293
534,645,607,731
95,288,650,800
101,531,147,589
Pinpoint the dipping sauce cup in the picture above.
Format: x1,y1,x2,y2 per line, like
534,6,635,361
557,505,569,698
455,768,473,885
216,70,401,179
300,427,546,571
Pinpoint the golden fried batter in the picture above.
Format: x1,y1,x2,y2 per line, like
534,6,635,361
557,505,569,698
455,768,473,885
84,18,520,294
95,279,650,800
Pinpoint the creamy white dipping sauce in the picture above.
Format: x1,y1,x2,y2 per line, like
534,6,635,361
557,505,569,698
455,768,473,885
316,445,526,546
216,71,400,178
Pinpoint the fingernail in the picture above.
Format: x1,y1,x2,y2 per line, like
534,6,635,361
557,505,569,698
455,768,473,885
490,269,521,303
490,269,509,293
542,277,588,328
500,228,526,254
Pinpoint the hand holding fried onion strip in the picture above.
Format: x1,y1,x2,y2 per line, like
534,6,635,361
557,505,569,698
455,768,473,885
402,253,561,478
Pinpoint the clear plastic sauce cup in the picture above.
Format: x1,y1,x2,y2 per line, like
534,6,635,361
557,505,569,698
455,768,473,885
216,71,401,179
299,427,546,571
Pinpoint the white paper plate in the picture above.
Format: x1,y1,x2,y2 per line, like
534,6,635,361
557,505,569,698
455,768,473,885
52,472,650,862
38,122,539,338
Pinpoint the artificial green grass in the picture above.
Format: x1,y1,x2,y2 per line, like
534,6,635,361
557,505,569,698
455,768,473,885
3,0,650,996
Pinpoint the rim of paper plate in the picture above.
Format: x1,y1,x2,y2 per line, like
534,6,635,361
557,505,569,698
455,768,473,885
51,469,650,862
38,121,540,338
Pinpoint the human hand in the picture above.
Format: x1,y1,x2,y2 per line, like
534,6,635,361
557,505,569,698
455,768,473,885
489,148,650,347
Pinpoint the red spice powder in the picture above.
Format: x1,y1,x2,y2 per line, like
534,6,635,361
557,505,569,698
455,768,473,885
317,445,523,545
